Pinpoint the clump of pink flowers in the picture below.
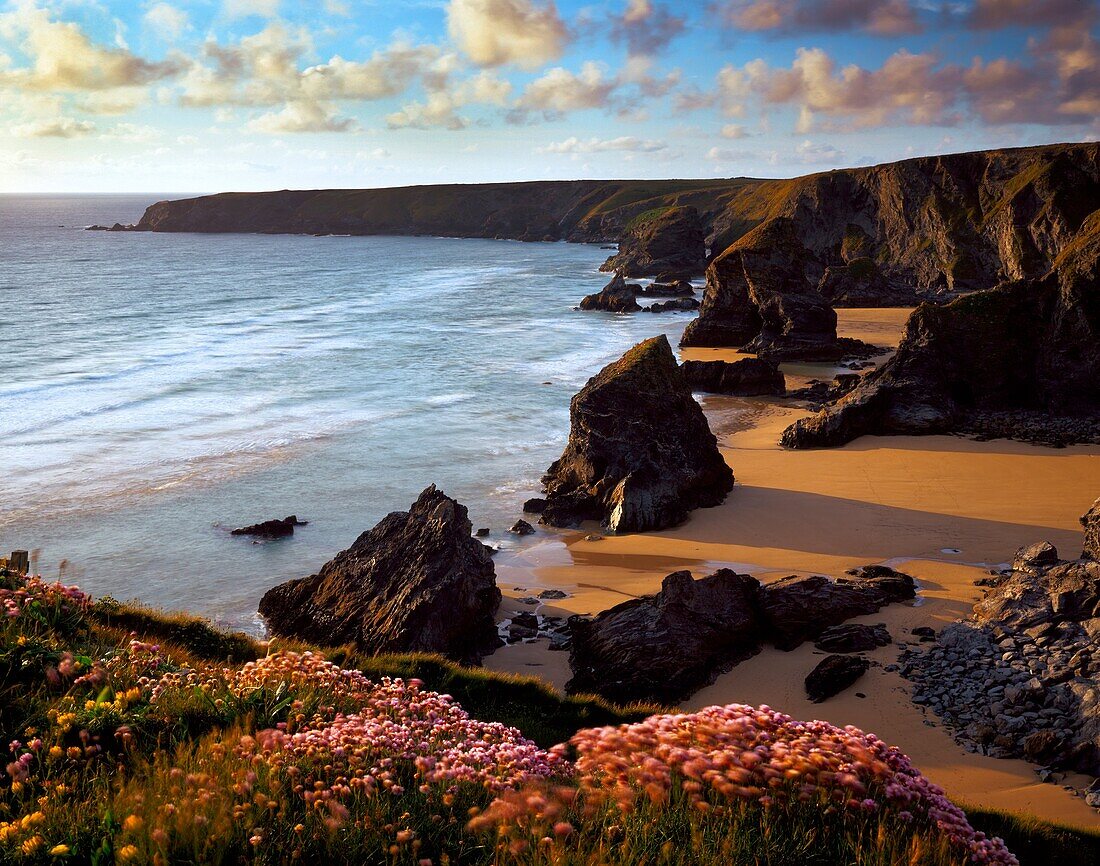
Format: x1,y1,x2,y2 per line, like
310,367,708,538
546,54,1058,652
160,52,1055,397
0,576,90,622
472,704,1018,866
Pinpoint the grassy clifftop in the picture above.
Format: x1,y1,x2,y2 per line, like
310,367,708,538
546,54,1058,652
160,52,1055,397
3,567,1098,865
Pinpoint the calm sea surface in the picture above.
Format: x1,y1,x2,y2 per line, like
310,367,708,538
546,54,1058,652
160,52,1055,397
0,194,696,631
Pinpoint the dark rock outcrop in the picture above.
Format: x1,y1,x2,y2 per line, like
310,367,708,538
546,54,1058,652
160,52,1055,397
566,566,916,703
509,520,535,536
231,515,307,538
258,486,500,664
806,654,870,702
814,623,891,653
759,570,916,650
540,335,734,532
902,534,1099,778
1083,497,1100,560
680,357,785,396
566,569,763,704
578,274,641,313
817,260,918,307
642,297,700,313
639,279,695,297
782,214,1100,448
522,498,547,514
600,206,706,278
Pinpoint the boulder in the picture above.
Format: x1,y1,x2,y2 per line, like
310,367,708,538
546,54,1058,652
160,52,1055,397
641,297,700,313
540,335,734,532
231,515,307,538
600,206,706,278
258,485,501,664
759,569,916,650
578,273,641,313
805,654,870,702
781,217,1100,448
566,569,762,704
509,520,535,536
522,497,547,514
680,358,784,396
638,280,695,297
1012,541,1060,573
1082,497,1100,560
813,623,891,653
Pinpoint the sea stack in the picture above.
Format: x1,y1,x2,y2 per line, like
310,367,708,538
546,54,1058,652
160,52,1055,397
600,205,706,278
540,335,734,532
258,485,501,664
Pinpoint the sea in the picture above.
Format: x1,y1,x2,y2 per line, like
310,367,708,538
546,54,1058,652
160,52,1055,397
0,194,697,632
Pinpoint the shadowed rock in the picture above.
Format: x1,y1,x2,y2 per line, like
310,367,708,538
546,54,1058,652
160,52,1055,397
782,216,1100,449
566,569,763,704
638,279,695,297
814,623,891,653
579,273,641,313
680,358,784,396
759,570,916,650
817,260,918,307
258,485,501,664
231,515,307,538
541,335,734,532
641,297,700,313
806,654,870,702
600,206,706,279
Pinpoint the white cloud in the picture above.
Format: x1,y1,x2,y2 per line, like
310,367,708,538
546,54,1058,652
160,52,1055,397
519,62,615,111
13,116,95,137
223,0,280,20
447,0,568,70
720,123,748,138
249,100,357,133
540,135,667,153
144,3,189,40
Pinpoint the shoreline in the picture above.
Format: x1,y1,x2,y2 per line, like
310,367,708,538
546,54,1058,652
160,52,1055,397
485,307,1100,828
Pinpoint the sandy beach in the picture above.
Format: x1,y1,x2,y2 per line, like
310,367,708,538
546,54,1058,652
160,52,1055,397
485,307,1100,828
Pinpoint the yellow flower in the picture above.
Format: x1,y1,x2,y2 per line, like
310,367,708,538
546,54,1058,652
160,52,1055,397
49,746,64,760
49,843,70,856
122,815,143,833
117,844,141,862
21,835,45,855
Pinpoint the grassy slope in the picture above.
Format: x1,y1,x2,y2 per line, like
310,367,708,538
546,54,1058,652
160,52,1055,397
74,600,1100,865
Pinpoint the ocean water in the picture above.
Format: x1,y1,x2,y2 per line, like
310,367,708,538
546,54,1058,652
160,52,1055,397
0,194,697,630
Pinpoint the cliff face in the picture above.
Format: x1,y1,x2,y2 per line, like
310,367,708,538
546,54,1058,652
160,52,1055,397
132,142,1098,306
780,211,1100,448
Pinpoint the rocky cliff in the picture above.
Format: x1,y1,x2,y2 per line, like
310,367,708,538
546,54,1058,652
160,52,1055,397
127,142,1098,305
781,211,1100,448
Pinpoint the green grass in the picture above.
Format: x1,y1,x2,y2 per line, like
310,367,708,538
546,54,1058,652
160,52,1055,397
965,807,1100,866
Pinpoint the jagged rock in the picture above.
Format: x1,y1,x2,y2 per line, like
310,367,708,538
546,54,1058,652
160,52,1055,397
600,206,706,278
566,569,762,704
759,570,916,650
258,486,501,664
1013,542,1060,573
817,259,917,307
475,527,490,537
509,520,535,536
805,654,870,702
578,273,641,313
1023,730,1065,763
1083,497,1100,560
522,498,547,514
540,335,734,532
782,216,1100,448
814,623,891,653
681,219,838,356
638,279,695,297
680,358,785,396
231,515,307,538
538,589,568,600
641,297,700,313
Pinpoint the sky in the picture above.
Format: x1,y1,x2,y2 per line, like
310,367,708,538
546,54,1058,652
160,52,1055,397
0,0,1096,193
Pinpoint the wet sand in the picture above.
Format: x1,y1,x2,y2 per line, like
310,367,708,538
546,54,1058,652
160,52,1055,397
485,307,1100,828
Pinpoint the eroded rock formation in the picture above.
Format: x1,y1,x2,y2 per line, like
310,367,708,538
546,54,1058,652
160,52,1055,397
566,569,762,704
540,335,734,532
258,485,501,664
782,214,1100,448
578,274,641,313
600,206,706,278
680,357,784,396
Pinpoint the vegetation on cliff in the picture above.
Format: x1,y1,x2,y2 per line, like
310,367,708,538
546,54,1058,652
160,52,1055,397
4,566,1085,865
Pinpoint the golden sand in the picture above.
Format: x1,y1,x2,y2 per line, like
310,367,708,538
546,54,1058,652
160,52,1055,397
486,308,1100,827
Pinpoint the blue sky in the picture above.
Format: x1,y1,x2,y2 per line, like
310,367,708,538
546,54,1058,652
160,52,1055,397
0,0,1096,192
